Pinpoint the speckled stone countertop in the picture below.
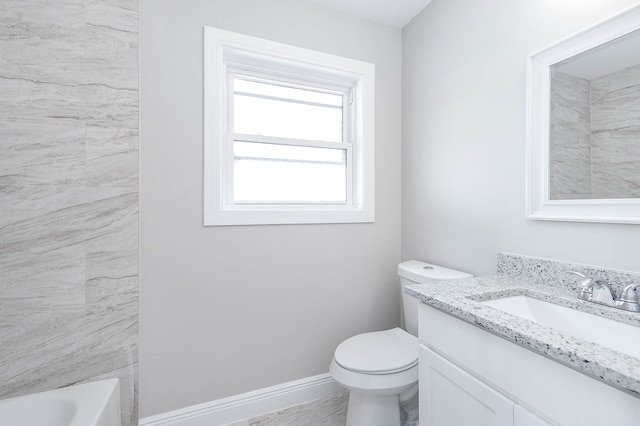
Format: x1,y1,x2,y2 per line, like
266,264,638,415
404,253,640,398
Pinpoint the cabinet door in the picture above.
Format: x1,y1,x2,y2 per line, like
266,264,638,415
514,405,551,426
420,344,514,426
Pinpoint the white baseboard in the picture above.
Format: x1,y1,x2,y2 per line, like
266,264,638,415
138,373,344,426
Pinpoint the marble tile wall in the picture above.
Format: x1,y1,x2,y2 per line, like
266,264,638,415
590,64,640,199
549,65,640,200
0,1,139,425
549,69,592,200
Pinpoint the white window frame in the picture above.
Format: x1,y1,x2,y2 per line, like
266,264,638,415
203,26,375,226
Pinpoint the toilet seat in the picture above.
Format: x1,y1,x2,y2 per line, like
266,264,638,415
334,328,418,375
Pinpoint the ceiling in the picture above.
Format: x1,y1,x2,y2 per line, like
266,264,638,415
301,0,433,28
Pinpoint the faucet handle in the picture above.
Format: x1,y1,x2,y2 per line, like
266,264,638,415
566,270,594,299
616,284,640,312
619,284,640,303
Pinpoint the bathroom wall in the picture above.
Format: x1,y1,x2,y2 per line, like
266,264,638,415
139,0,402,418
0,1,139,425
402,0,640,277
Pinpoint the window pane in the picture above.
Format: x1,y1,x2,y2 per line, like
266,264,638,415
234,79,343,142
233,141,347,202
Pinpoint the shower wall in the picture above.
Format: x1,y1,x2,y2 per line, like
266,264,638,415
590,64,640,199
0,1,139,424
549,69,592,199
550,65,640,200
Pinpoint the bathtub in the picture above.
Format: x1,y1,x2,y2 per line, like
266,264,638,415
0,378,120,426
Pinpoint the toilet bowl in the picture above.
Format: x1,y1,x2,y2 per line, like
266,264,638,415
330,261,472,426
330,328,419,426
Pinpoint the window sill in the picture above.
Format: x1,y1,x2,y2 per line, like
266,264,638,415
204,209,375,226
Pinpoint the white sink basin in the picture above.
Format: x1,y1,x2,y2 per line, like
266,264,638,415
481,295,640,358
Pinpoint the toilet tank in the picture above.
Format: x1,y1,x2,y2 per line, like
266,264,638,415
398,260,472,336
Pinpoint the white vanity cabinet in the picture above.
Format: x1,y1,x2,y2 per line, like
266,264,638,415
420,345,549,426
418,303,640,426
514,406,551,426
420,344,516,426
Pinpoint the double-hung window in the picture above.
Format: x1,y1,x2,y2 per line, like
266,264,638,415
204,27,375,226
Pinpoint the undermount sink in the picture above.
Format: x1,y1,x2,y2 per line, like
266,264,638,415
480,295,640,358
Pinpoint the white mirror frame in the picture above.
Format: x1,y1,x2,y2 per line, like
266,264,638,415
526,4,640,224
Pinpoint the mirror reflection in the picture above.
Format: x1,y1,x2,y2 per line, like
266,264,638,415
549,29,640,200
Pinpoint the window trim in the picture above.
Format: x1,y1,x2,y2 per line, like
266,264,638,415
203,26,375,226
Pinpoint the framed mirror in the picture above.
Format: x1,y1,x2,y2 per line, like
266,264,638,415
526,4,640,224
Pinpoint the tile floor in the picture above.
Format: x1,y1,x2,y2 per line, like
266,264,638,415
227,391,349,426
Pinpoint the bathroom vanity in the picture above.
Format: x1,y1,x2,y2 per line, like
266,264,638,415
406,253,640,426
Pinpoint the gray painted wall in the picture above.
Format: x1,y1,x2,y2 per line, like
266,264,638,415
139,0,402,417
402,0,640,278
0,1,139,424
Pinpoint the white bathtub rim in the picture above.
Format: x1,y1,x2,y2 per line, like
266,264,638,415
0,378,120,426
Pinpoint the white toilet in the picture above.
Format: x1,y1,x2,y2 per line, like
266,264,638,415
330,260,472,426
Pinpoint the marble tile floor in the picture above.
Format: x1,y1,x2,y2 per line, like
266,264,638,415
227,391,349,426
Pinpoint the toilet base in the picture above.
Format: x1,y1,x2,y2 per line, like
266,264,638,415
346,391,401,426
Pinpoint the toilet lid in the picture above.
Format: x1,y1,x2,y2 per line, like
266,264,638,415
334,328,418,374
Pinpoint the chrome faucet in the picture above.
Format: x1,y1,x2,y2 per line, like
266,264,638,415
567,271,640,313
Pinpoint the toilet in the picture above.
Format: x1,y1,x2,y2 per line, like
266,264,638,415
330,260,472,426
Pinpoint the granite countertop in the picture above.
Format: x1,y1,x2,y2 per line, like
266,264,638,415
405,274,640,398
